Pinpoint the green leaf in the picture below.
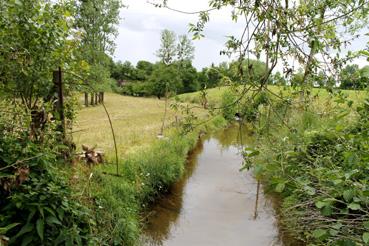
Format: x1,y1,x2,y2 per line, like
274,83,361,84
321,206,333,216
21,233,33,246
304,186,316,195
363,232,369,244
36,219,44,241
329,229,339,236
332,223,343,230
343,190,354,202
312,229,327,238
247,150,260,157
363,221,369,229
275,183,285,193
14,223,33,239
348,203,361,210
0,223,20,234
46,216,62,225
315,201,326,209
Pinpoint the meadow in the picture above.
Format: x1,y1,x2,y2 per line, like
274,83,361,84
177,85,367,107
73,93,207,157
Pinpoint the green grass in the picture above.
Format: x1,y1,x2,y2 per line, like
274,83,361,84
72,92,226,245
87,117,227,245
73,93,205,157
177,85,367,107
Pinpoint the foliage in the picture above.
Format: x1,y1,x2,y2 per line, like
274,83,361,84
76,0,122,91
120,81,151,97
228,59,267,84
90,119,225,245
156,29,195,66
136,60,155,80
176,61,200,93
177,35,195,62
148,64,183,98
0,102,93,245
340,64,369,90
0,0,76,109
221,89,237,121
252,98,369,245
110,61,139,81
156,29,177,65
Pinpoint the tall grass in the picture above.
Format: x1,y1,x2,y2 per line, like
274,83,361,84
83,116,227,245
251,94,369,245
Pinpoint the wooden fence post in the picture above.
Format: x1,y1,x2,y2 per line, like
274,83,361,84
53,67,65,138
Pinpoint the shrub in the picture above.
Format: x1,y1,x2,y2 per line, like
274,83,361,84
253,99,369,245
0,102,93,245
221,89,237,121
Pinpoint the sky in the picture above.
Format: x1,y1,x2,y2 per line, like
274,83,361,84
114,0,247,69
114,0,369,70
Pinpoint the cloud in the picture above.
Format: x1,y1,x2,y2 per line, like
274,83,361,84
114,0,369,70
114,0,248,68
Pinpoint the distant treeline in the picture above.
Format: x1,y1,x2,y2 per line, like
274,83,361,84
109,59,369,98
108,59,270,97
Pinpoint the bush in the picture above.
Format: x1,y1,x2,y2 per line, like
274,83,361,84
253,99,369,245
0,103,93,245
221,90,237,121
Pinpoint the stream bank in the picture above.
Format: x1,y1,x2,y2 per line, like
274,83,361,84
142,125,281,246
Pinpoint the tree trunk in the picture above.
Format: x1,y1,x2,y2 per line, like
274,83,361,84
53,67,65,138
84,92,89,107
99,92,103,103
95,93,98,105
90,93,94,106
101,92,104,103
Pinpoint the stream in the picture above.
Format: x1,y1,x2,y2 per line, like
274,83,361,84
142,125,281,246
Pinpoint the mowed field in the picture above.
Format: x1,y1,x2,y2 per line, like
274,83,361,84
73,93,182,157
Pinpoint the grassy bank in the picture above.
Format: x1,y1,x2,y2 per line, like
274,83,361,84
72,93,226,245
252,96,369,245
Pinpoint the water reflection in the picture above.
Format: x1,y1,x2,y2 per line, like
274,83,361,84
212,123,254,149
142,139,204,244
142,124,280,246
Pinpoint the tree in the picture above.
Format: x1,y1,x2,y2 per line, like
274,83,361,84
340,64,361,89
205,64,222,88
291,71,304,88
360,65,369,78
271,72,287,86
148,64,182,98
228,59,266,84
176,61,199,93
177,35,195,62
136,60,154,80
156,29,177,65
340,64,369,89
76,0,122,105
0,0,76,110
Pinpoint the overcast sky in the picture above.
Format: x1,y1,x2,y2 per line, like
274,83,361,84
114,0,369,70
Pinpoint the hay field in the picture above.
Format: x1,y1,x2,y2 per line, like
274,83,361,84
73,93,184,157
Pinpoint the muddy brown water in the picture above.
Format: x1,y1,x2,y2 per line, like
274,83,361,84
142,125,282,246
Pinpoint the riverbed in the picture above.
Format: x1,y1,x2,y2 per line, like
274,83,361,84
142,125,281,246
